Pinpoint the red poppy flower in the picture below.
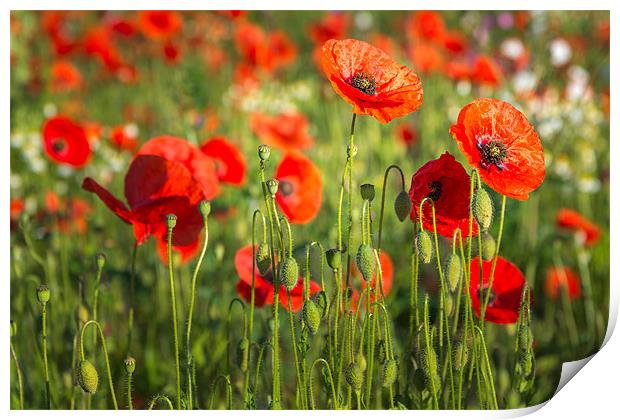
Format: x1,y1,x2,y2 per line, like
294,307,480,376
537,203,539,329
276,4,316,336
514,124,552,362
309,12,350,45
200,137,246,186
449,98,545,200
156,235,201,265
321,38,424,124
442,30,468,54
136,136,220,200
409,41,445,74
471,55,502,87
250,112,314,150
556,208,601,246
45,191,61,213
275,152,323,224
41,11,79,56
42,116,91,167
469,256,526,324
51,60,83,92
234,22,266,68
138,11,182,40
10,199,24,221
162,41,182,63
445,59,472,81
264,31,297,72
349,250,394,311
234,245,321,312
110,124,138,151
394,121,418,147
545,267,581,300
82,154,204,247
409,152,478,238
406,11,446,42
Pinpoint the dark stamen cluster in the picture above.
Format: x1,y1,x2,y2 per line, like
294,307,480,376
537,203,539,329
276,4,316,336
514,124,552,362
52,138,67,153
349,72,377,96
477,140,508,170
426,180,443,201
278,180,294,197
479,286,497,306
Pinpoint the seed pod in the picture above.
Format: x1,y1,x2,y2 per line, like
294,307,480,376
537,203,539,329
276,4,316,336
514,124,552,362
302,299,321,335
382,359,398,387
124,356,136,374
236,337,249,372
255,242,271,276
445,253,462,292
325,248,341,271
199,200,211,218
415,230,433,264
258,144,271,162
266,179,279,197
452,341,469,371
96,253,106,270
480,232,496,261
77,360,99,394
345,362,363,392
360,183,375,202
279,257,299,291
36,285,50,304
356,244,376,282
394,191,412,222
166,214,177,230
472,188,494,231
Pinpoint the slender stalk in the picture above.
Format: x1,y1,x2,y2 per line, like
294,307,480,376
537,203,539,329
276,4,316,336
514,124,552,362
127,242,138,355
10,339,24,409
166,223,182,409
474,326,498,409
127,371,133,410
423,296,439,409
41,302,51,409
377,164,406,252
80,320,118,409
148,395,174,410
308,358,338,409
209,375,232,409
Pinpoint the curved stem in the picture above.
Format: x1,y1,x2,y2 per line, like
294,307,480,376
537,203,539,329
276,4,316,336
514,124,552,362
79,320,118,409
377,164,406,252
148,395,174,410
41,302,51,409
10,340,24,409
209,375,232,409
227,298,247,377
308,358,338,409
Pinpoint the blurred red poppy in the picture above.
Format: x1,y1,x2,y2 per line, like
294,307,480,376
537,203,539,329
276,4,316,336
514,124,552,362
234,245,321,312
445,59,472,81
156,235,201,265
200,137,246,186
138,10,182,40
406,11,446,42
82,154,204,248
449,98,545,200
394,121,418,147
556,208,601,246
442,30,468,54
409,152,478,238
471,55,502,87
41,11,79,56
110,124,138,151
51,60,83,92
349,250,394,311
43,116,91,167
265,31,297,71
545,267,581,300
10,199,25,220
250,112,314,150
469,256,526,324
309,12,350,45
321,38,424,123
409,41,445,74
234,22,296,73
136,135,220,200
275,152,323,224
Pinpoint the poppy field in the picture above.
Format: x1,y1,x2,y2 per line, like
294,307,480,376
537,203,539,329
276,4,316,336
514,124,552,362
9,10,610,411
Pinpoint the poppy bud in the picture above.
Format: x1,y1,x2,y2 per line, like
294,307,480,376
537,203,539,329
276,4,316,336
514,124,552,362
10,320,17,337
266,179,279,197
256,242,271,276
415,230,433,264
302,299,321,335
360,183,375,202
36,285,50,304
96,253,106,270
166,214,177,230
124,356,136,374
480,232,496,261
199,200,211,218
77,360,99,394
269,400,282,410
236,337,249,372
75,303,90,326
445,293,454,317
519,350,534,376
258,144,271,162
472,188,494,231
279,257,299,291
376,340,386,364
358,353,367,372
445,253,462,292
453,340,470,371
325,248,341,271
421,348,441,389
345,362,363,392
315,291,329,319
382,359,398,387
394,191,412,222
347,144,358,158
356,244,376,282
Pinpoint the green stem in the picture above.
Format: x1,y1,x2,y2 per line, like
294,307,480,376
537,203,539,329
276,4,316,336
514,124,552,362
127,372,133,410
377,164,406,252
209,375,232,409
10,340,24,409
80,320,118,409
127,242,138,355
308,358,338,409
166,227,182,409
148,395,174,410
41,302,51,409
474,326,498,409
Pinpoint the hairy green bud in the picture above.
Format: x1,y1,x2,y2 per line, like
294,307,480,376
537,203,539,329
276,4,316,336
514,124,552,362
237,337,249,372
10,320,17,337
279,257,299,291
325,248,341,271
446,253,462,292
472,187,494,231
78,360,99,394
356,244,376,282
255,242,271,276
421,348,440,389
382,359,398,387
345,362,363,392
303,299,321,335
394,190,412,222
96,253,106,270
480,232,496,261
36,285,50,304
415,230,433,264
453,340,470,371
199,200,211,218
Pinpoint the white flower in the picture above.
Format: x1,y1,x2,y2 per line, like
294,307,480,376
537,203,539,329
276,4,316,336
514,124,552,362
550,38,572,67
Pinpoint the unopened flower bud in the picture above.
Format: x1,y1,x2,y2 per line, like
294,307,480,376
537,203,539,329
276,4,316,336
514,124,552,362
37,285,50,304
315,291,329,319
258,144,271,162
166,214,177,230
236,338,249,372
445,253,462,292
415,230,433,264
266,179,279,197
78,360,99,394
303,299,321,335
394,191,412,222
345,362,363,392
124,356,136,374
480,232,496,261
255,242,271,275
199,200,211,218
360,184,375,202
421,348,440,389
472,188,494,231
453,340,470,371
356,244,376,282
382,359,398,387
326,248,341,271
279,257,299,291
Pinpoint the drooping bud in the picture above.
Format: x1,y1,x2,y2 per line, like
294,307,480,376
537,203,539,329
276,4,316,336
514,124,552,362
75,303,90,326
445,293,454,317
279,257,299,291
472,187,494,231
445,253,462,292
345,362,363,392
394,191,412,222
266,179,279,197
358,353,367,372
96,253,106,270
415,230,433,264
255,242,271,275
10,320,17,337
356,244,376,282
36,285,50,304
420,348,440,389
382,359,398,388
258,144,271,162
360,184,375,202
315,291,329,319
77,360,99,394
166,214,177,230
199,200,211,218
325,248,341,271
452,340,470,371
303,299,321,335
376,340,387,364
124,356,136,374
480,232,496,261
236,337,249,372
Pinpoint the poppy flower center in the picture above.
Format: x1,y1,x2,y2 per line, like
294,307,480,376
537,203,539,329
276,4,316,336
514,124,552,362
476,138,508,171
349,72,377,96
51,137,67,153
478,286,497,306
279,180,294,197
426,180,443,201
